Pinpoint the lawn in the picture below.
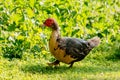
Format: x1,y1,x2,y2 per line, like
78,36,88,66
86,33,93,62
0,52,120,80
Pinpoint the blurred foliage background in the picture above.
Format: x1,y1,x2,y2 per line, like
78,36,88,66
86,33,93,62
0,0,120,60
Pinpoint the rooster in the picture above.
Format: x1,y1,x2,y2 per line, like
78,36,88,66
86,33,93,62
43,18,100,67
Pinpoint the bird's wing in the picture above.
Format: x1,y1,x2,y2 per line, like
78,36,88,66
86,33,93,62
60,38,91,60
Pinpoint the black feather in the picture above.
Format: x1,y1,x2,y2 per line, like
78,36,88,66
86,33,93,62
58,37,92,63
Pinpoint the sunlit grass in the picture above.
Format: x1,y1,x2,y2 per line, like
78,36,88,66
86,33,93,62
0,52,120,80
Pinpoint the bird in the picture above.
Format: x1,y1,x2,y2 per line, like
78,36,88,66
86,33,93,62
43,18,100,67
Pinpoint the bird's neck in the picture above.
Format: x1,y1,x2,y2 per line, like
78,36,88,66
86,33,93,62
51,29,61,40
51,22,61,39
49,28,61,53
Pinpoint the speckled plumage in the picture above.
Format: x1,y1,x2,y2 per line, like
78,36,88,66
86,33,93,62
44,18,100,67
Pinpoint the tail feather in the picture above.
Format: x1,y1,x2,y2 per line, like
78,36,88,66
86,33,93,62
88,37,100,48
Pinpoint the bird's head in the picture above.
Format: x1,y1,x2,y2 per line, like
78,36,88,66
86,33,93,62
43,18,59,30
43,18,55,27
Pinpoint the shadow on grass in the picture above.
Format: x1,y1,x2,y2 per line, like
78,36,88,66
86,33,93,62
21,63,120,74
21,64,70,74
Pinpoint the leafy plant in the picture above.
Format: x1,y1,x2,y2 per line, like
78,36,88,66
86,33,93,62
0,0,120,60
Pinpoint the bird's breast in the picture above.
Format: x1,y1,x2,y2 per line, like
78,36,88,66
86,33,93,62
49,36,76,64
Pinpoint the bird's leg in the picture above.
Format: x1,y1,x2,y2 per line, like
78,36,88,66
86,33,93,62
47,60,60,66
69,62,74,68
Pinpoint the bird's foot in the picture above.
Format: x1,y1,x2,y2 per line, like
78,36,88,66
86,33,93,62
68,62,74,68
47,60,60,67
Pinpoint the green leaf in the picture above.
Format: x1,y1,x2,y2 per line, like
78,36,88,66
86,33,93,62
8,22,16,31
0,37,4,40
97,33,104,38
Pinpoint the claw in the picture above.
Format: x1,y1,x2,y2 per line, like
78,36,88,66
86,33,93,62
47,60,60,66
47,62,60,66
68,62,74,68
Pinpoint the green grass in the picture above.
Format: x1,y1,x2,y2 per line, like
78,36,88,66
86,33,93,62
0,52,120,80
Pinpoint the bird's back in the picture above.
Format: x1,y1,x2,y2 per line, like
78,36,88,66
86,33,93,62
63,38,91,61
